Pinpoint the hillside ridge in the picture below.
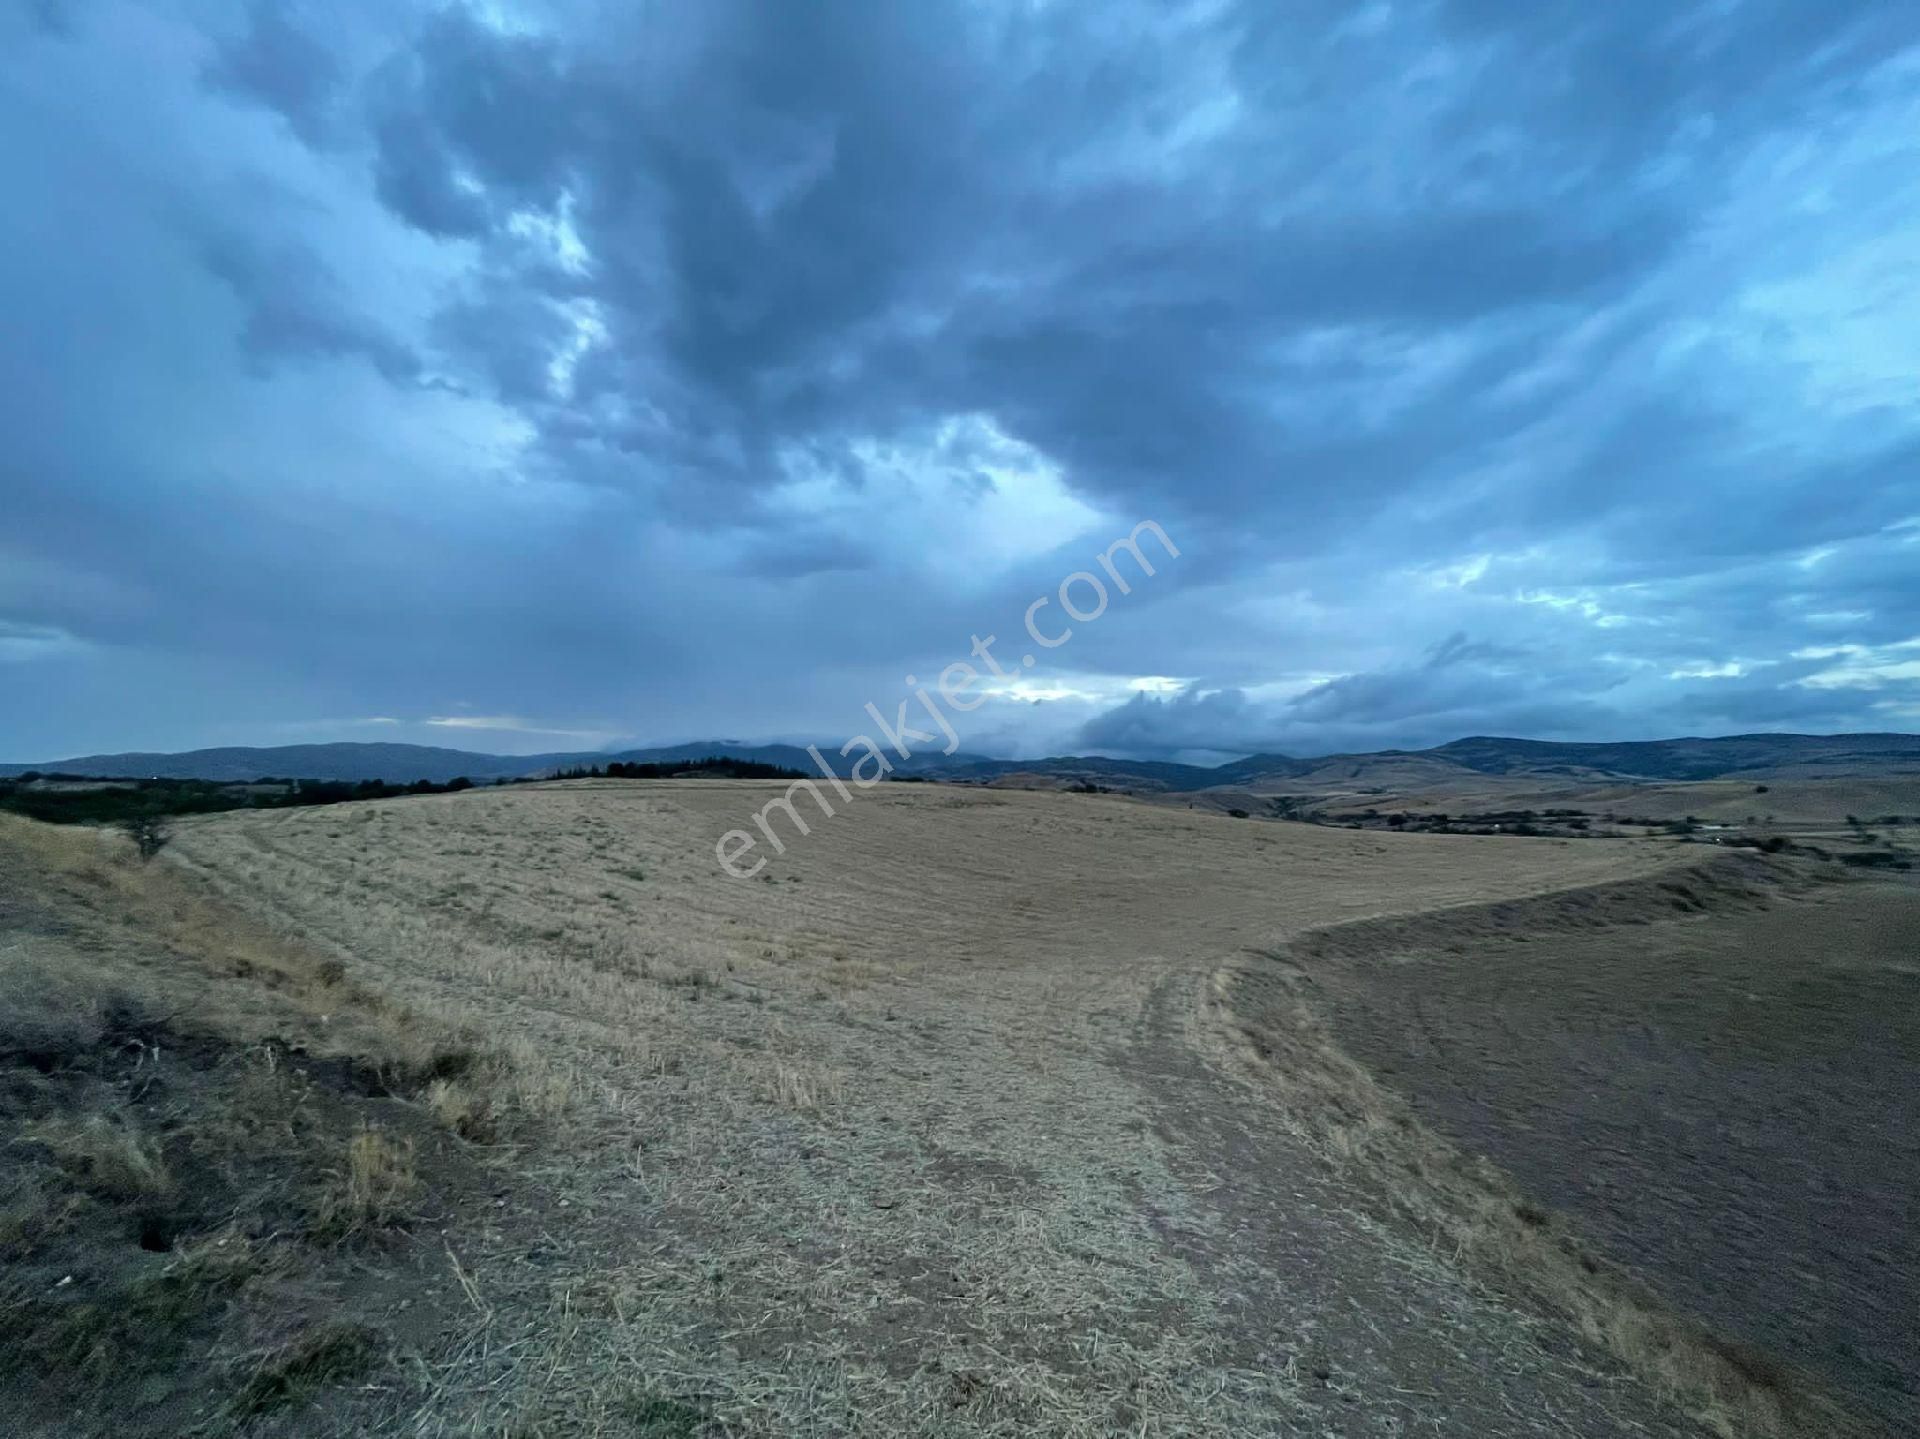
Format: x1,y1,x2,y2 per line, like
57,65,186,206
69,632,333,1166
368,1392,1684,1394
5,731,1918,787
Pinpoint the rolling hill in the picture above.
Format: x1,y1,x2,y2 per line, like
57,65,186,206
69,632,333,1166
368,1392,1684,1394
4,731,1918,789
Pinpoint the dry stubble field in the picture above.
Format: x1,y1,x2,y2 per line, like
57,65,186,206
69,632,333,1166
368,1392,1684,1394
6,779,1909,1436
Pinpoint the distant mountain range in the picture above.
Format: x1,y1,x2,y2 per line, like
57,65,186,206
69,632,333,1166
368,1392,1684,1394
5,732,1919,789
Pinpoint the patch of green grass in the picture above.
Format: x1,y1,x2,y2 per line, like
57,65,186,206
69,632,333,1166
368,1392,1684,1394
226,1319,381,1417
3,1239,258,1378
615,1388,708,1437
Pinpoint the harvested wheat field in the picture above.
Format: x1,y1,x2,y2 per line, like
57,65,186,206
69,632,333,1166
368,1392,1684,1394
5,780,1914,1436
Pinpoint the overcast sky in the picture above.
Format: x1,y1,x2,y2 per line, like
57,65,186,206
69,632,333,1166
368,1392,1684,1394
3,1,1917,764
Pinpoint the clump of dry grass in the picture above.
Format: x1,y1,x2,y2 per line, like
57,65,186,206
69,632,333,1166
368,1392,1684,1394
311,1127,421,1238
760,1057,844,1113
32,1113,172,1201
399,1033,577,1137
423,1076,498,1143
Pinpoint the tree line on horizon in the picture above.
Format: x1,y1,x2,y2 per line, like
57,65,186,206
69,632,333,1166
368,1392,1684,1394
544,756,809,782
0,773,480,829
0,754,813,832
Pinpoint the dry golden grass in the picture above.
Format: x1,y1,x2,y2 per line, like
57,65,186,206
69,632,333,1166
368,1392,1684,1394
0,812,407,1052
144,779,1780,1438
421,1076,497,1143
8,783,1880,1436
310,1127,422,1238
0,813,520,1432
0,812,577,1142
30,1112,172,1202
758,1055,845,1112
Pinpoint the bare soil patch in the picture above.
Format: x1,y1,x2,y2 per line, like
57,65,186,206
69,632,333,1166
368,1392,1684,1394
1248,859,1918,1434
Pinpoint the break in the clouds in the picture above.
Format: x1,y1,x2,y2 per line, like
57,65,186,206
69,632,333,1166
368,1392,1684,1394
1,1,1917,763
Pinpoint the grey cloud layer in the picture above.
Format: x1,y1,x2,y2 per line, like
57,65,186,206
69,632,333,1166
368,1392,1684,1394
0,0,1915,760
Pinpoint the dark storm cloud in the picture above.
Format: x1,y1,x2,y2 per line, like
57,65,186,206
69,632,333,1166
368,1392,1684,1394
733,531,874,581
1286,633,1547,726
1078,633,1626,758
202,0,343,147
336,1,1920,564
199,230,423,384
1,0,1917,760
363,10,586,239
348,2,1696,531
